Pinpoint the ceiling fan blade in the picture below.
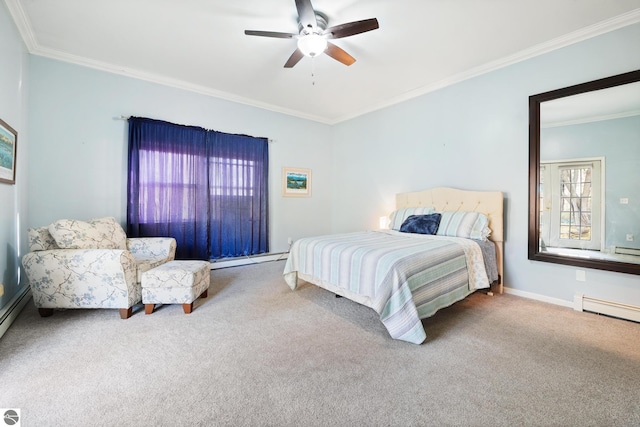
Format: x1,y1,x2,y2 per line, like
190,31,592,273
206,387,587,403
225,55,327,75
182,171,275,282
284,48,305,68
244,30,297,39
325,42,356,66
324,18,379,39
295,0,317,30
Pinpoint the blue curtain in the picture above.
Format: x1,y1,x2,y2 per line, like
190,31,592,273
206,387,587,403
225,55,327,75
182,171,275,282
127,117,269,260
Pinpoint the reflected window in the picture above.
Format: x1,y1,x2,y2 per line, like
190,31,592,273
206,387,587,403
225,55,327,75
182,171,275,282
559,166,592,241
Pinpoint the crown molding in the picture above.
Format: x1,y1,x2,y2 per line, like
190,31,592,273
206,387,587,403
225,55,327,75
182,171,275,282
6,0,640,126
4,0,37,50
542,109,640,128
4,0,330,124
32,44,334,124
332,9,640,124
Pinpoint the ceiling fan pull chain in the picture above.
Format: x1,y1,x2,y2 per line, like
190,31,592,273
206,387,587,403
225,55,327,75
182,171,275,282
311,57,316,86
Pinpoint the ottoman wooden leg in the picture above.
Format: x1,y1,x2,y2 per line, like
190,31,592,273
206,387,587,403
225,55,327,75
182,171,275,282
183,303,193,314
144,304,155,315
201,289,208,298
119,308,133,319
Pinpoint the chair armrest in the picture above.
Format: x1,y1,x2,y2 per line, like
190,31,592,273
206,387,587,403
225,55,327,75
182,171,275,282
126,237,177,261
22,248,138,309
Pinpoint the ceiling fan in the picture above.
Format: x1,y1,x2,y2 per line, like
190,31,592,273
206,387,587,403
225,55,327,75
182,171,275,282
244,0,379,68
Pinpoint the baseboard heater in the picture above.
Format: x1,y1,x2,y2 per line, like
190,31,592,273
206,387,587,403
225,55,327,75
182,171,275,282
0,287,32,339
612,246,640,256
209,252,288,270
574,293,640,323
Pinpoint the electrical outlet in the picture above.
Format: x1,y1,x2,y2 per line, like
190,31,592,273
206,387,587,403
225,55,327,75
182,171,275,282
627,234,634,242
576,270,586,282
620,198,629,204
287,237,293,245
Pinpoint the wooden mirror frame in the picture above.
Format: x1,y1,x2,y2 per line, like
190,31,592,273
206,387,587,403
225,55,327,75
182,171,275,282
528,69,640,275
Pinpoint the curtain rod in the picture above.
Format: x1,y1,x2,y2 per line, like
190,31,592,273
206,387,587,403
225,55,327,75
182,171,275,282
117,115,274,142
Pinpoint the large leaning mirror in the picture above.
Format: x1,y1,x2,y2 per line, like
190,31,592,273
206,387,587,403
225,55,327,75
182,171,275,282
529,69,640,275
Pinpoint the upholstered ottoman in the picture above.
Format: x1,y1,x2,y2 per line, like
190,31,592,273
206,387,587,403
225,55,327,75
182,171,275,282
141,260,210,314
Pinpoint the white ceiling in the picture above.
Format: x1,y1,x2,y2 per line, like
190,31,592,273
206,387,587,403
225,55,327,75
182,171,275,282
5,0,640,124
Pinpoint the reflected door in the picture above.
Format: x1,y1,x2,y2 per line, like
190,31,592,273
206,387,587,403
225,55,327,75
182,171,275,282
540,159,602,250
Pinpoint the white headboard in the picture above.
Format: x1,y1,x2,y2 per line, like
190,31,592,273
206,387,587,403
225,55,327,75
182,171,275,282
396,187,504,292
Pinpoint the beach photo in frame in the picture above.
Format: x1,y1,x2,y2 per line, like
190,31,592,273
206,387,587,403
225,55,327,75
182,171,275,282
0,118,17,185
282,167,311,197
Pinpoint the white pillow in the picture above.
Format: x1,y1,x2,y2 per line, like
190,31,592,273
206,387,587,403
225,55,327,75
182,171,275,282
436,211,491,241
388,207,435,231
48,217,127,250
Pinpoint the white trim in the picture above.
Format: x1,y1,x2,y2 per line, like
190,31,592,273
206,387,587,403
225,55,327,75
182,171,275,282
209,252,288,270
35,46,334,125
542,109,640,128
503,286,574,308
334,9,640,124
540,157,605,251
5,0,640,125
3,0,37,50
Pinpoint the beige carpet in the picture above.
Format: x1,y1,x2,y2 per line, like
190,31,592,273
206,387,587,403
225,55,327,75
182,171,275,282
1,260,639,426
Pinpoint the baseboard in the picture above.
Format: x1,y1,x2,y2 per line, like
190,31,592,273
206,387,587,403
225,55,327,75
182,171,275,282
574,293,640,323
0,287,32,339
209,252,289,270
503,286,574,308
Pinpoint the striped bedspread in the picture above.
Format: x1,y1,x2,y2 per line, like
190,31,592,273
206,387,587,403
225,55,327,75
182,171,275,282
283,230,490,344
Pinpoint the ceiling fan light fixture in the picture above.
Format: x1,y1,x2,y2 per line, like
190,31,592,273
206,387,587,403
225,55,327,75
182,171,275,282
297,33,327,57
244,0,378,68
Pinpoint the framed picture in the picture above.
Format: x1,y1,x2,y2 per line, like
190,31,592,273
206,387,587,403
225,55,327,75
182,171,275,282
0,118,17,185
282,167,311,197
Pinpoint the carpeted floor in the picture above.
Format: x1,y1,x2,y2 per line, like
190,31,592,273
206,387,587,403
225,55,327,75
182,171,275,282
1,260,639,426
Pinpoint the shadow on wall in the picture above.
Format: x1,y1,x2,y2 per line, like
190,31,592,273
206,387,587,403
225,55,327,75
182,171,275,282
1,242,18,309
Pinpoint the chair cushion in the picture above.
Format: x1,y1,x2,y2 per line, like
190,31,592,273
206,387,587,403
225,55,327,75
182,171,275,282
141,260,210,289
48,217,128,250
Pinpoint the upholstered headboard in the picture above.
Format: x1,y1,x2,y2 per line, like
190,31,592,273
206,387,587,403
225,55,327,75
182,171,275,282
396,187,504,293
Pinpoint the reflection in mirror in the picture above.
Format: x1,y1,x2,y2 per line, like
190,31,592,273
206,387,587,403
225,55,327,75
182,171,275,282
529,70,640,275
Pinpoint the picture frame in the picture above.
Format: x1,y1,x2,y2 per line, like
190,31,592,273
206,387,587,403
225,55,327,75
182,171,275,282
0,118,17,185
282,167,311,197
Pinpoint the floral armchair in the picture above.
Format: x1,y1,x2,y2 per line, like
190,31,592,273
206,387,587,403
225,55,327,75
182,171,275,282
22,217,176,319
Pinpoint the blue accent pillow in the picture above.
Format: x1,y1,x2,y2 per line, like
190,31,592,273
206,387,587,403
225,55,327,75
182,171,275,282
388,206,436,230
399,213,442,235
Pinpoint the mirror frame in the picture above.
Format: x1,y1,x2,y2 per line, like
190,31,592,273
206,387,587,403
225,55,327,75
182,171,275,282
528,69,640,275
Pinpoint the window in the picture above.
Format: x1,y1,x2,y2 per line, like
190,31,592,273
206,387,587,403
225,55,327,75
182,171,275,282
138,150,203,223
127,117,269,260
210,157,255,197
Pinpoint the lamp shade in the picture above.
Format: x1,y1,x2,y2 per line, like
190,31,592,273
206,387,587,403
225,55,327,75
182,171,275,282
297,34,327,57
379,216,389,229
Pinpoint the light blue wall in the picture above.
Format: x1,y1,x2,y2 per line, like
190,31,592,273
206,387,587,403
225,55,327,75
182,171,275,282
0,2,30,318
542,116,640,250
23,18,640,309
332,23,640,305
28,57,334,253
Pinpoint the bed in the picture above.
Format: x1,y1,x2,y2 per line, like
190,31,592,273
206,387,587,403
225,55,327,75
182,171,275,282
283,187,504,344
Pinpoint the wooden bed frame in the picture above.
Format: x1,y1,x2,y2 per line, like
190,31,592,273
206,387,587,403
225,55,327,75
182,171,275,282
395,187,504,294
